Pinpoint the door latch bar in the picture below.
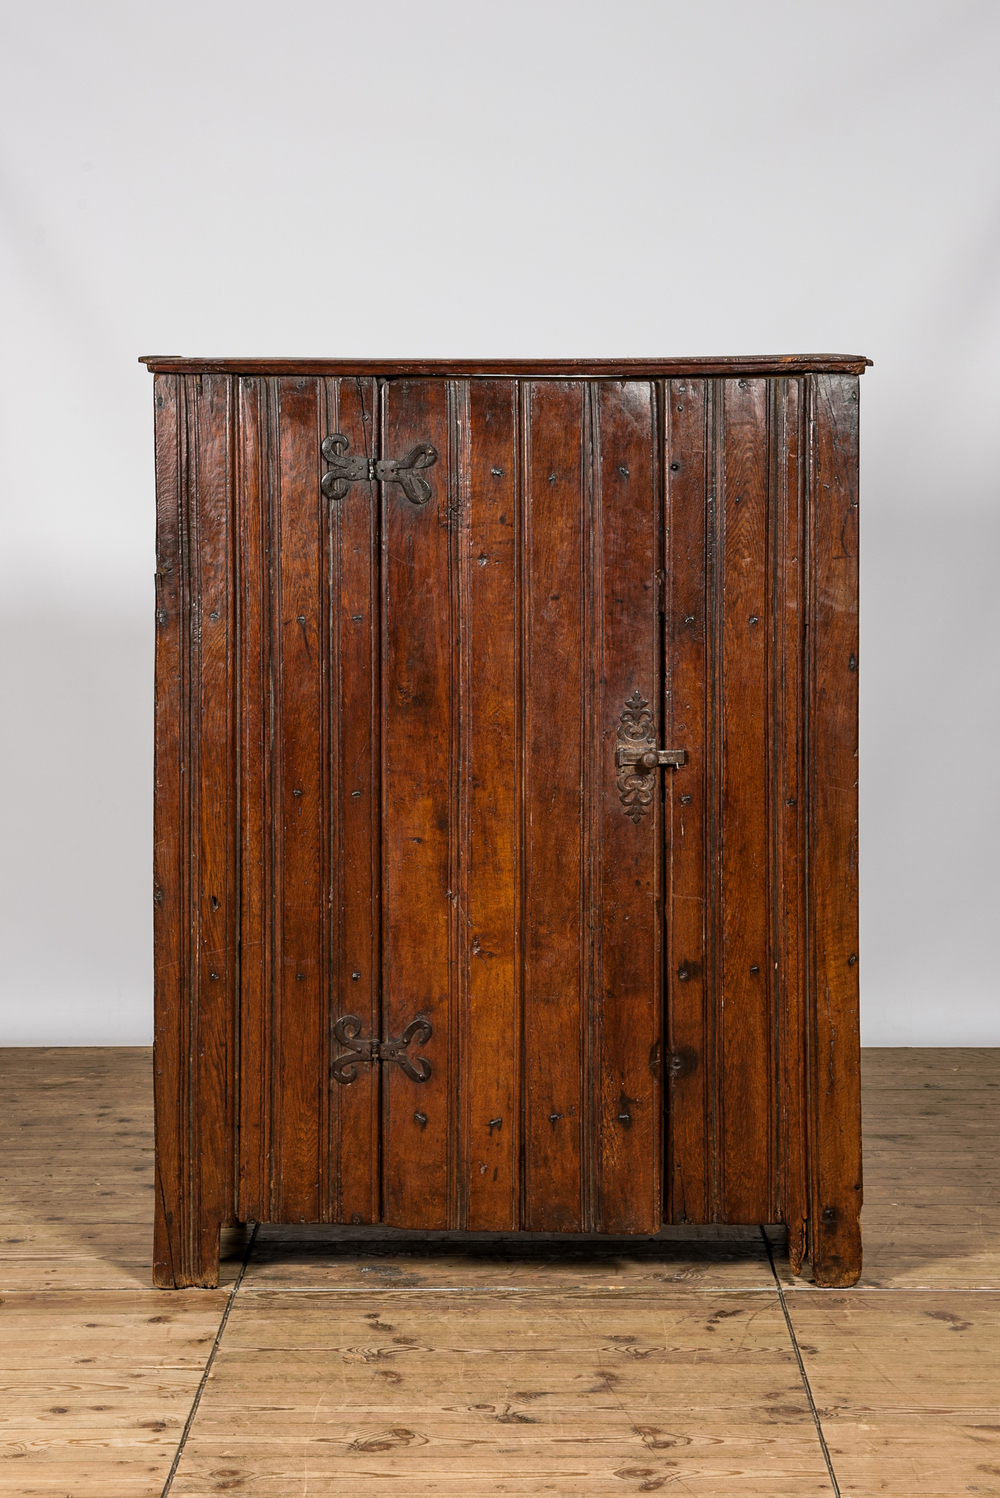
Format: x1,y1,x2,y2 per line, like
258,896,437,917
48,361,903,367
331,1013,433,1085
321,433,438,505
616,690,686,823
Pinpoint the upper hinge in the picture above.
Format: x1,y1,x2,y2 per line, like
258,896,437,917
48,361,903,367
321,433,438,505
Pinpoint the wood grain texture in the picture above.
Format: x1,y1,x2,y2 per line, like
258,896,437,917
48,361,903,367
521,381,588,1231
381,379,456,1230
4,1047,998,1494
719,377,774,1223
664,376,714,1225
237,376,381,1229
770,379,809,1273
269,375,328,1226
153,372,236,1289
593,381,662,1233
168,1290,828,1496
805,374,863,1287
0,1289,227,1496
323,375,383,1228
148,360,865,1282
140,354,873,377
461,379,521,1231
785,1292,1000,1496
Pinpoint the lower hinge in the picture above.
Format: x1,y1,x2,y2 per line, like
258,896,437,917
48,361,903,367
331,1014,433,1085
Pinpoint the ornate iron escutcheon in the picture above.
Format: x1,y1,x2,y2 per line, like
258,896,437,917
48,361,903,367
331,1014,433,1086
615,690,687,823
321,433,438,505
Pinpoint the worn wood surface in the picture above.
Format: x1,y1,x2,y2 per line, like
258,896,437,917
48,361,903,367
153,372,237,1290
148,360,863,1282
804,373,863,1289
139,355,873,377
787,1292,1000,1495
2,1047,998,1495
168,1290,827,1496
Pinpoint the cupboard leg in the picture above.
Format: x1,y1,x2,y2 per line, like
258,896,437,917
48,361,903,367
809,1206,862,1287
153,1174,222,1288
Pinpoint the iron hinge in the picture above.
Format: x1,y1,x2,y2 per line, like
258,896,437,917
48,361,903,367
321,434,438,505
331,1014,433,1085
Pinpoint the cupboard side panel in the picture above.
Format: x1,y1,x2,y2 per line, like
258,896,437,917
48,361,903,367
594,380,662,1234
664,377,714,1223
462,379,521,1231
381,379,455,1229
153,372,236,1286
718,378,774,1222
522,381,587,1232
153,371,186,1284
806,372,862,1286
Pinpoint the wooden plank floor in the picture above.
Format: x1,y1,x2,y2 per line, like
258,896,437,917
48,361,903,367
0,1048,997,1495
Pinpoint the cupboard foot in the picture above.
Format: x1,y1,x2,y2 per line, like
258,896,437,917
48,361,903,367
153,1184,222,1288
810,1210,862,1287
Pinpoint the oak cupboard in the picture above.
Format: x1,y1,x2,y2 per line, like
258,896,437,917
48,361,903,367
143,355,867,1289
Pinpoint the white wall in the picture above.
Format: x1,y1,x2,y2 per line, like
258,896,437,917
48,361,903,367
1,0,997,1045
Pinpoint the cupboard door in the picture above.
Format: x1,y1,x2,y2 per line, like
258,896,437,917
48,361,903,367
237,375,381,1226
378,378,665,1233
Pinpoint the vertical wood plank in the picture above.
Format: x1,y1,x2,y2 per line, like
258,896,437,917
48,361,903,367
719,377,774,1222
462,380,520,1231
664,377,714,1224
381,379,455,1229
269,377,327,1225
594,381,662,1234
324,376,381,1227
153,372,235,1287
807,372,862,1286
152,371,185,1284
770,377,809,1270
236,375,270,1224
522,381,586,1232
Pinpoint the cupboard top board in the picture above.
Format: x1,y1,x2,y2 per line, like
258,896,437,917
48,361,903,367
139,354,872,377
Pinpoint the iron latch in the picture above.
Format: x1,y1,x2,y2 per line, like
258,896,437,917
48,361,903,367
331,1014,433,1085
616,690,686,823
321,434,438,505
616,744,687,770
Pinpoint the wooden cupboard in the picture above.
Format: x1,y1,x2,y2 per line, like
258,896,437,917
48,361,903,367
143,355,867,1289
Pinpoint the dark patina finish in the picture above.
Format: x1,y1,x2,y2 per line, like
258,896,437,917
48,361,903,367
145,354,865,1289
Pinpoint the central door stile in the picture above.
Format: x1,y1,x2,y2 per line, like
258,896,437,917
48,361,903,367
592,381,664,1234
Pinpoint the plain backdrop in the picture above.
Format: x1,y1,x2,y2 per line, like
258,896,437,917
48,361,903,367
1,0,998,1045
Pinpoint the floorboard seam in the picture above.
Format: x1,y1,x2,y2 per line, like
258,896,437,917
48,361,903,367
763,1227,842,1497
159,1221,258,1497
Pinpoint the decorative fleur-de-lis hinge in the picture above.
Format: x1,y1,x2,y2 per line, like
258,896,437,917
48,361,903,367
615,690,687,823
331,1014,433,1085
321,433,438,505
